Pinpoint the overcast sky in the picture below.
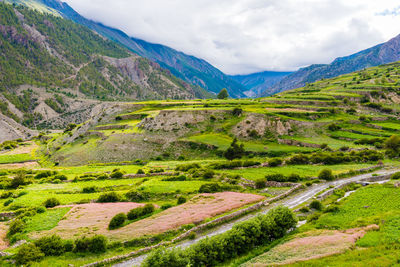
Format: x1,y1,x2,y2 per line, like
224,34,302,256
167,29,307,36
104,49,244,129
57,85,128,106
64,0,400,75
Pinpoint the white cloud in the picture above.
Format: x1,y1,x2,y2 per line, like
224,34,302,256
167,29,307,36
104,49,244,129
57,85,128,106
64,0,400,74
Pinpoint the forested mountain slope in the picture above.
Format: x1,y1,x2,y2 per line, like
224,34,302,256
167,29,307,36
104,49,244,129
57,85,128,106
0,2,210,131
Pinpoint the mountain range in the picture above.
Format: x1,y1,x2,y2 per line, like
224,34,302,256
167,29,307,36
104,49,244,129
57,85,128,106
6,0,400,99
229,71,292,97
262,34,400,96
35,0,249,98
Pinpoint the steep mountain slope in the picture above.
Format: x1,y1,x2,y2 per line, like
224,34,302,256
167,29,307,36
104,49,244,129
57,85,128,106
230,71,291,97
26,0,247,98
0,2,210,131
262,34,400,96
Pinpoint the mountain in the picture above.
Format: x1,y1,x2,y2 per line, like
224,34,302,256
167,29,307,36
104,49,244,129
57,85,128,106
262,34,400,96
229,71,291,97
0,2,211,130
31,0,247,98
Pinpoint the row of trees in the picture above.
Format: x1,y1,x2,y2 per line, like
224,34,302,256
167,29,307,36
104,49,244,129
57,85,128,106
143,206,296,267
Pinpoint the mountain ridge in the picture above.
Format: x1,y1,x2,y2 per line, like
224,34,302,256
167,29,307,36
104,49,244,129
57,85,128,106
262,34,400,96
37,0,247,98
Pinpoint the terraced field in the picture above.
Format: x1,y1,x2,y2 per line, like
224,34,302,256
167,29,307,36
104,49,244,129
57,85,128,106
1,61,400,266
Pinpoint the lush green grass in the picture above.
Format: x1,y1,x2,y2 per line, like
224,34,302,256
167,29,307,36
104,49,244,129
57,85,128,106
25,207,71,233
285,135,367,149
313,185,400,229
0,153,33,164
138,179,211,193
185,133,315,153
218,163,376,181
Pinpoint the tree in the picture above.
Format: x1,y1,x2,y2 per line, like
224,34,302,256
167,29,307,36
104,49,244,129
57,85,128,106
224,138,245,160
385,135,400,156
217,88,229,99
318,169,334,181
15,243,44,265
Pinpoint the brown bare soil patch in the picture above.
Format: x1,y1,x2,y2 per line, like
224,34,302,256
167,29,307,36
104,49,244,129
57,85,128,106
37,202,146,239
243,225,379,266
0,223,8,250
0,161,40,169
109,192,264,241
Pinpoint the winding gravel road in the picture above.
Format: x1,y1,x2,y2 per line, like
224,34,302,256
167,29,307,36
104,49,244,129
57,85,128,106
113,168,397,267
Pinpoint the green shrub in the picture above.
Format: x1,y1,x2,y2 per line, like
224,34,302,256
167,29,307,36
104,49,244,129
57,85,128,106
202,170,215,179
110,170,124,179
125,190,148,202
36,206,46,213
64,240,74,252
0,191,12,199
318,169,334,181
88,235,107,253
143,206,296,267
74,236,90,252
199,183,221,193
7,219,25,237
10,171,28,189
288,173,301,182
265,174,286,182
175,163,201,172
3,198,13,207
161,204,173,210
34,170,54,179
268,158,282,167
287,154,309,165
109,213,127,230
137,169,145,175
98,192,120,203
82,186,97,193
255,179,266,189
391,172,400,180
143,203,155,214
54,174,67,181
43,198,60,208
299,206,310,213
15,243,44,265
309,200,323,211
34,235,65,256
327,123,341,131
224,138,245,160
177,196,187,205
162,175,187,181
127,204,155,220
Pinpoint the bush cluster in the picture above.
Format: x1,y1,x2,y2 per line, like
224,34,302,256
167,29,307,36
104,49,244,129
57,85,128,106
199,183,222,193
265,173,301,182
125,190,149,202
97,192,121,203
143,206,296,267
109,213,127,229
208,160,260,170
318,169,334,181
127,204,155,220
175,163,201,172
43,198,60,208
268,158,282,167
287,150,383,165
162,175,187,181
